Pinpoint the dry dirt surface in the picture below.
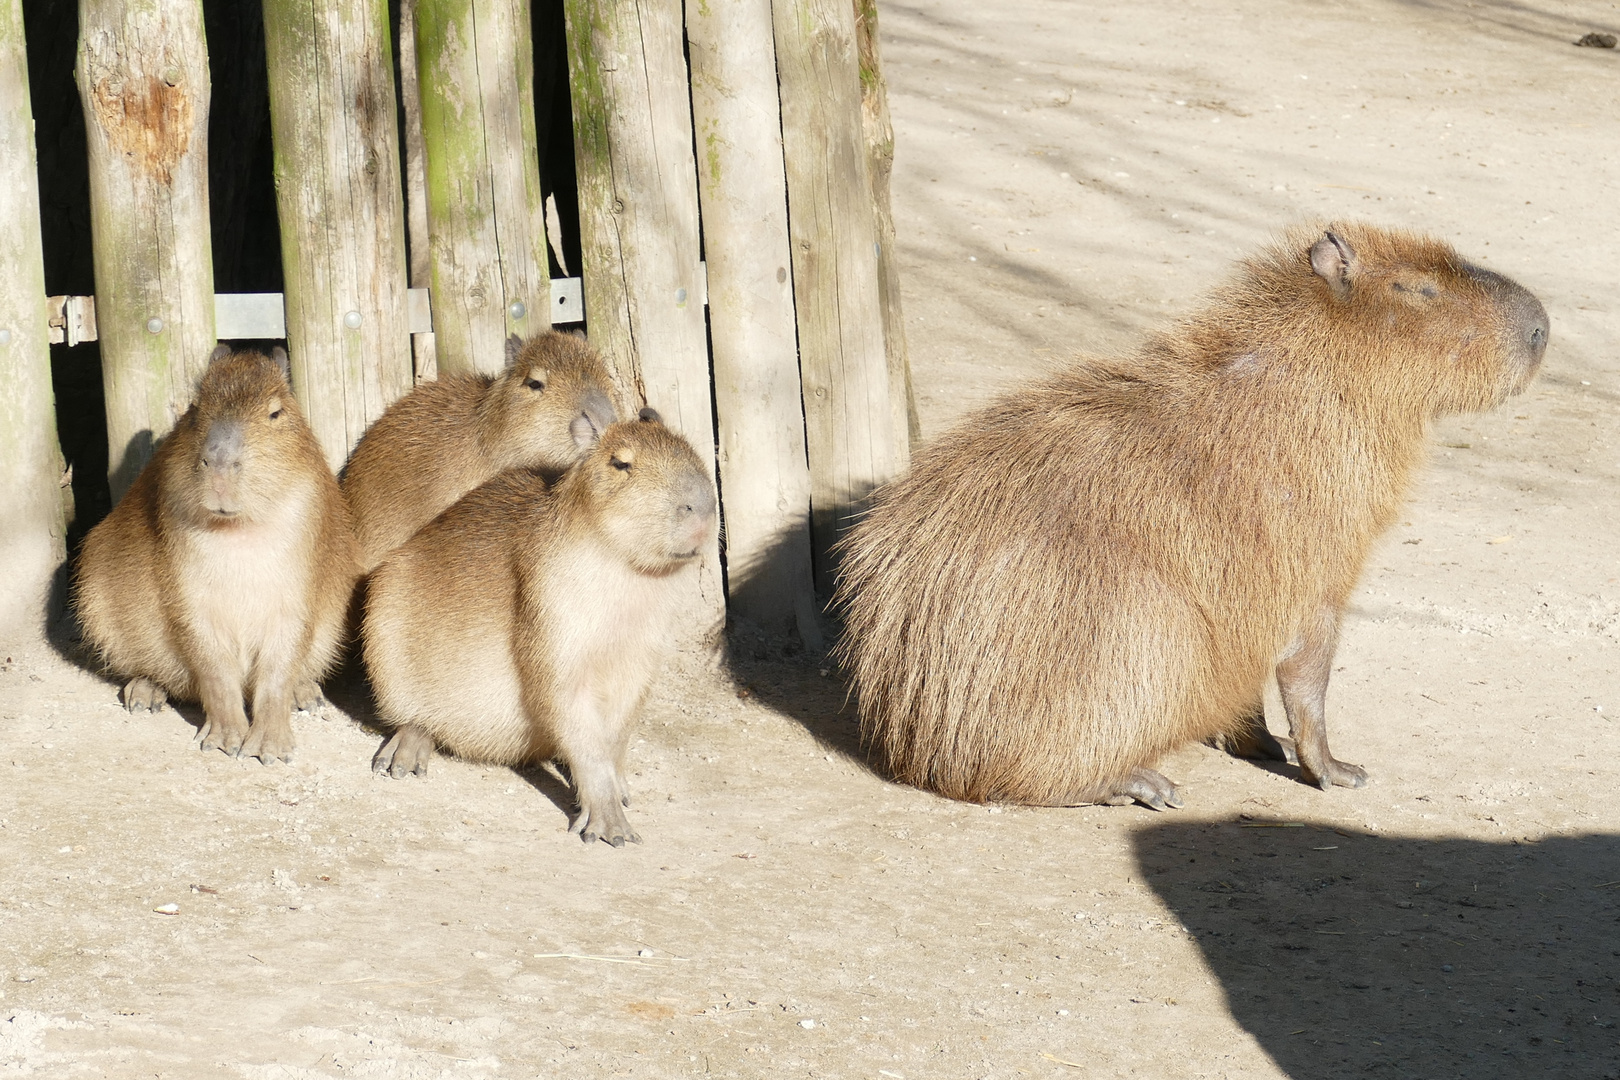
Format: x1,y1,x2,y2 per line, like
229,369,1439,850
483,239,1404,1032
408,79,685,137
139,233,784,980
4,0,1619,1077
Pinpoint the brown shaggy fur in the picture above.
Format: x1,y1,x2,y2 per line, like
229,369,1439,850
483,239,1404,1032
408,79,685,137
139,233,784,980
834,222,1549,808
363,414,718,846
74,347,361,763
340,330,618,572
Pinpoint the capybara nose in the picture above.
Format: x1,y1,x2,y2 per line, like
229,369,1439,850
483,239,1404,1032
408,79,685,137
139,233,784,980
1522,296,1550,363
581,388,617,436
201,418,245,473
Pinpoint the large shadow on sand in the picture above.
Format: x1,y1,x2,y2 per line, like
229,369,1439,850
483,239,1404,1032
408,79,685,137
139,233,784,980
1133,823,1620,1078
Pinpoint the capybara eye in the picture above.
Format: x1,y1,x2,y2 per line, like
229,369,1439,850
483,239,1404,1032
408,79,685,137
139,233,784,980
269,408,283,420
611,458,632,472
525,377,545,392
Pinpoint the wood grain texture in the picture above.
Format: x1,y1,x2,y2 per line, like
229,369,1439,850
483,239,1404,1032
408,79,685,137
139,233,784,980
415,0,550,377
562,0,723,638
772,0,908,587
75,0,216,500
687,0,819,645
853,0,919,447
262,0,413,471
0,0,67,646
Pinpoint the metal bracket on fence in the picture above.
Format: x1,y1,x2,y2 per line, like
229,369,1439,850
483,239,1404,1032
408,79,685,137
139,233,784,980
45,295,97,346
43,278,594,346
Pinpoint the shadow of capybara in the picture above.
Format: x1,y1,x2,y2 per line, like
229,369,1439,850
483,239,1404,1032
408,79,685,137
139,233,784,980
73,346,361,763
340,330,618,572
834,222,1549,809
362,410,719,846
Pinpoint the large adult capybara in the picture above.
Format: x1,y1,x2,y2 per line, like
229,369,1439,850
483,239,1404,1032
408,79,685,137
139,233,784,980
835,222,1549,809
340,330,618,572
74,346,361,763
363,410,719,846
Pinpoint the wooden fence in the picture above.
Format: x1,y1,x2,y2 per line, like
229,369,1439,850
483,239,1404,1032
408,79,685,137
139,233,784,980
0,0,913,651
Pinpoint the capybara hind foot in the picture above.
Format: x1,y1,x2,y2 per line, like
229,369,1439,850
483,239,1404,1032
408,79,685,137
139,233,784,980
122,677,168,713
1300,753,1367,791
1101,768,1185,811
570,802,641,847
292,680,325,712
373,725,435,777
197,710,249,756
1218,712,1299,765
241,713,295,764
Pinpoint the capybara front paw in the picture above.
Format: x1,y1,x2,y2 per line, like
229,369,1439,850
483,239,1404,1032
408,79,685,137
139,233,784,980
122,677,168,713
1103,767,1185,811
292,680,325,713
241,715,295,764
197,712,249,756
569,801,641,848
372,726,435,778
1303,756,1368,791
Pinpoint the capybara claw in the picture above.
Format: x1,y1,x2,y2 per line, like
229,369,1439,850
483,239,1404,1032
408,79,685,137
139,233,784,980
292,681,325,713
1108,768,1183,811
241,716,295,764
570,803,641,847
122,677,168,713
1305,757,1368,790
197,713,249,756
372,727,435,778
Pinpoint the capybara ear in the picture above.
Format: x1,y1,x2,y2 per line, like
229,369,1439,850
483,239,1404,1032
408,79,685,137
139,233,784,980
570,414,602,450
1309,230,1357,299
270,346,291,381
637,407,663,425
208,343,233,366
505,333,525,366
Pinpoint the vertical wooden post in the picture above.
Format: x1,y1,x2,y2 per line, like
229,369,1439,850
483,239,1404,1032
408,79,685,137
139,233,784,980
415,0,550,377
1,0,67,646
853,0,919,447
263,0,412,471
771,0,908,588
687,0,820,646
75,0,216,501
562,0,723,636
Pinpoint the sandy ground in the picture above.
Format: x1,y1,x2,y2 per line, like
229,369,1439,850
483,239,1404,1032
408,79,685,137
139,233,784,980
4,0,1620,1076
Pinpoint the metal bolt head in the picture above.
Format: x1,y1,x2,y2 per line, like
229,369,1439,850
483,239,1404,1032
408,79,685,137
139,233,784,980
146,317,164,334
675,287,688,306
0,328,11,346
508,300,526,320
344,310,363,329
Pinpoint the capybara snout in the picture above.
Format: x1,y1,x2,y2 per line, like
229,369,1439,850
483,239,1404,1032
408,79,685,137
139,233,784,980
1298,223,1550,411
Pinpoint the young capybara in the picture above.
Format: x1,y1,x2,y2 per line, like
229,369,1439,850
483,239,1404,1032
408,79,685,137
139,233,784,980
363,410,719,846
341,329,619,572
835,222,1549,809
74,346,361,763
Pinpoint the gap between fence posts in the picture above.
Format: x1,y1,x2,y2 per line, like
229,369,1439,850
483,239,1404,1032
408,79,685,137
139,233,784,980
75,0,216,501
263,0,413,471
0,0,67,648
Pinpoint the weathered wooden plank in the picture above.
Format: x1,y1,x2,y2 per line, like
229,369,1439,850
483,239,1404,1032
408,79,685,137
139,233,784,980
415,0,550,377
687,0,820,646
772,0,909,587
75,0,216,500
262,0,413,470
562,0,723,639
0,0,67,646
853,0,919,447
